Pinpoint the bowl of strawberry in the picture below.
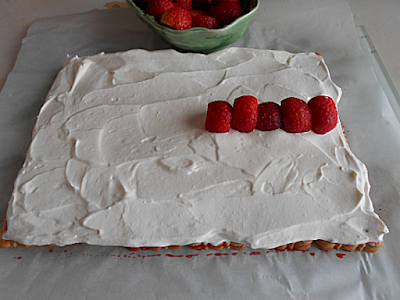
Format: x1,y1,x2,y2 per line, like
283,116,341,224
126,0,259,52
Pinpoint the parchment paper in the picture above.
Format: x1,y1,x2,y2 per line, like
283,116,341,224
1,0,399,299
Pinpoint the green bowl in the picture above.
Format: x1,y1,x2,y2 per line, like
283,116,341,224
126,0,259,52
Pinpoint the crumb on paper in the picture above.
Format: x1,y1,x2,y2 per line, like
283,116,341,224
105,2,129,9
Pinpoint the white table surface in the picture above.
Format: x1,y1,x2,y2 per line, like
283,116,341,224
1,0,400,97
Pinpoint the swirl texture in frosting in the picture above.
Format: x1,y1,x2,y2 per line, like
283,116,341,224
4,48,388,248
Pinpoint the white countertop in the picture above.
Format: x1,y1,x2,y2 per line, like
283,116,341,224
1,0,399,98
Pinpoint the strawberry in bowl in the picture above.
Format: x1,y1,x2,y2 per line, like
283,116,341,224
126,0,259,52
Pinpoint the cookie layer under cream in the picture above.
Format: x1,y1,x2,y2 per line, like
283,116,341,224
4,48,388,248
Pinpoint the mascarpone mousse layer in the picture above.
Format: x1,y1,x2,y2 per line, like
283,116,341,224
4,48,388,248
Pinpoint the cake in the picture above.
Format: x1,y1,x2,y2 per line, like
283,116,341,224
1,47,388,252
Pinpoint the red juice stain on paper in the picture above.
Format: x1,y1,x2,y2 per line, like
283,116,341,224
231,252,238,256
186,254,199,258
214,253,228,256
49,249,54,253
336,253,346,258
147,254,162,257
206,253,213,256
166,254,184,258
249,252,261,256
310,252,316,256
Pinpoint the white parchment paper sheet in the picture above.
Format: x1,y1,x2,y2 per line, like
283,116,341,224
0,0,399,299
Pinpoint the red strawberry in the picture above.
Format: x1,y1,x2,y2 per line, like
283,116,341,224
281,97,312,133
209,2,243,27
160,6,192,30
308,95,338,134
147,0,174,19
190,9,210,16
213,0,239,6
192,15,218,29
205,101,233,133
256,102,283,131
175,0,192,11
193,0,213,10
231,95,258,133
190,10,217,29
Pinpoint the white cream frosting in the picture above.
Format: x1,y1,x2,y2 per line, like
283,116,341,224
4,47,388,248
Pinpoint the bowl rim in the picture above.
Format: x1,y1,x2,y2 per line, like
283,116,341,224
126,0,259,34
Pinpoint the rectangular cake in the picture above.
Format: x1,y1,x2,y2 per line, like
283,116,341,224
1,47,388,252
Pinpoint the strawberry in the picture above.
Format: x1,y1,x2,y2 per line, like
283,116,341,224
205,101,233,133
231,95,258,133
190,10,217,29
147,0,174,19
175,0,192,11
213,0,240,6
190,9,211,16
256,102,283,131
209,2,243,27
193,0,213,10
160,6,192,30
307,95,338,134
281,97,312,133
192,14,218,29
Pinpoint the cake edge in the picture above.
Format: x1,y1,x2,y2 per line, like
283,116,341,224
0,217,384,253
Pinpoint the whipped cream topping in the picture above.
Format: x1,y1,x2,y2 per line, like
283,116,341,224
4,48,388,248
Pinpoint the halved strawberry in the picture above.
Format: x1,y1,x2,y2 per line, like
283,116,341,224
281,97,312,133
160,6,192,30
256,102,282,131
147,0,174,19
205,101,233,133
231,95,258,133
308,95,338,134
